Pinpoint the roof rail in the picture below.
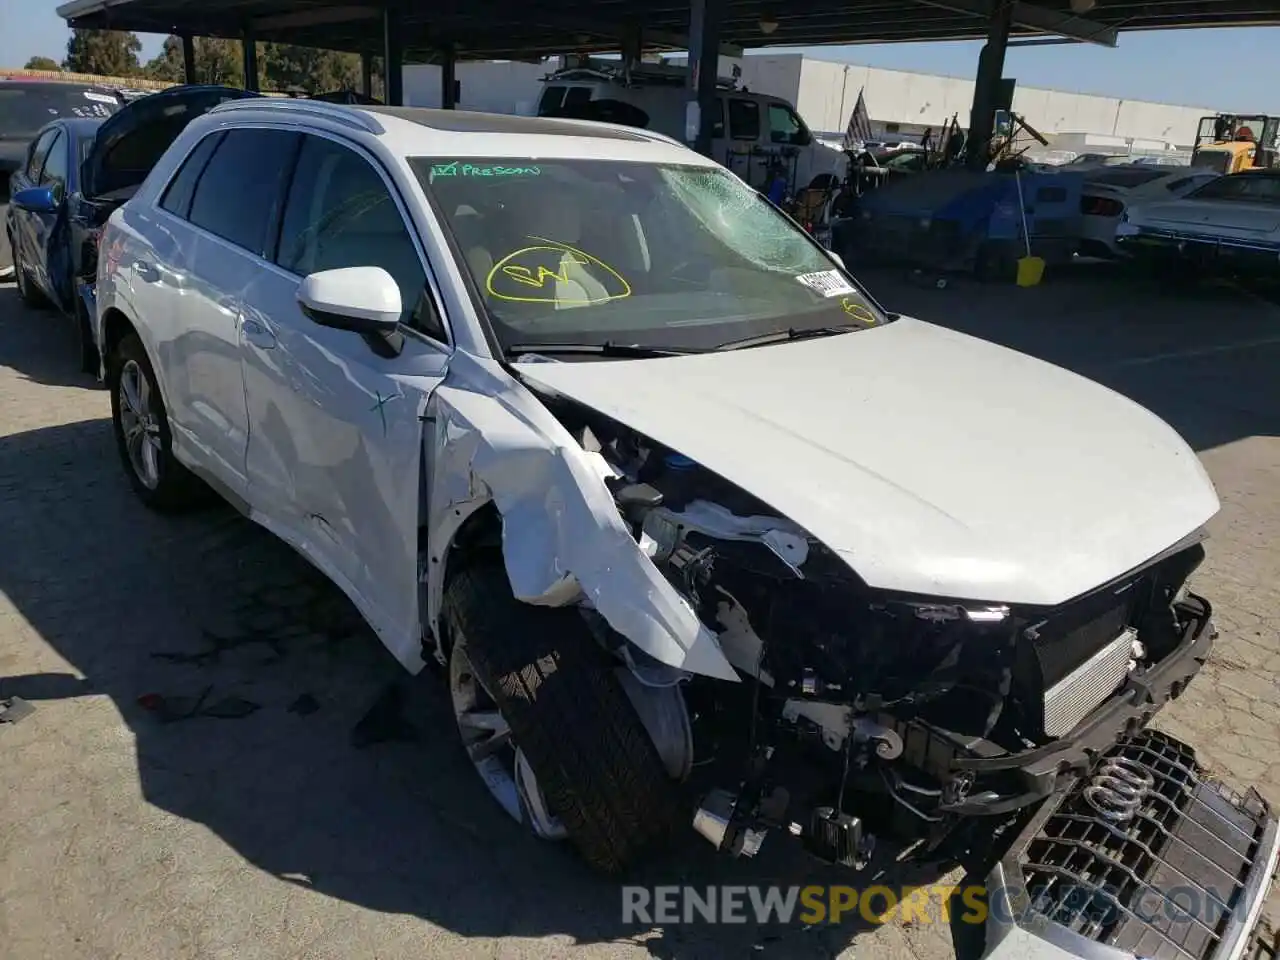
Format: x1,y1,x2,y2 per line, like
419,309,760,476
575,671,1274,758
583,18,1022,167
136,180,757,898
208,97,384,135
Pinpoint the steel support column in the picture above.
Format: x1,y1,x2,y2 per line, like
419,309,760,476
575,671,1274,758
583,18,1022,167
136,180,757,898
441,45,457,109
686,0,722,157
181,33,197,85
966,0,1013,169
384,4,404,106
242,26,259,92
361,52,374,98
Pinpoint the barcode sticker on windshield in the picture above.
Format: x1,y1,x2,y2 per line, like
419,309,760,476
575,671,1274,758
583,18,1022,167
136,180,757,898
795,270,856,298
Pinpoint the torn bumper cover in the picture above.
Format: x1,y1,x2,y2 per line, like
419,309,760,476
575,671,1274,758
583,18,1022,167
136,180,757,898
979,729,1280,960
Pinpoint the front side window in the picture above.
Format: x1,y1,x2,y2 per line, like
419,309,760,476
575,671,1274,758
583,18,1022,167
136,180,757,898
414,157,885,353
26,128,59,179
38,130,69,199
767,103,809,146
276,135,434,334
187,128,298,255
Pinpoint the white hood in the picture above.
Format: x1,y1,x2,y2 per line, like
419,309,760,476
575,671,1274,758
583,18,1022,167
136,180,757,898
516,317,1219,606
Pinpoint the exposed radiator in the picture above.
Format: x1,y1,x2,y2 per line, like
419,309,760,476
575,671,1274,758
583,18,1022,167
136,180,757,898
1043,627,1135,736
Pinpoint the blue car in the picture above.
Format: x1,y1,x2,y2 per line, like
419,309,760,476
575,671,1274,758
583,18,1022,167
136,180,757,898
7,84,258,373
8,117,108,315
0,79,123,279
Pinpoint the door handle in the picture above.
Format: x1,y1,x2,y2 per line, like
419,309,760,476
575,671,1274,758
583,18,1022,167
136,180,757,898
241,317,277,350
133,259,160,283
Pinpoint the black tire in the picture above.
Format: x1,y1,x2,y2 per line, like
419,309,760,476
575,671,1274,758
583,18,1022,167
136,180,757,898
13,242,49,309
443,563,681,874
107,332,204,511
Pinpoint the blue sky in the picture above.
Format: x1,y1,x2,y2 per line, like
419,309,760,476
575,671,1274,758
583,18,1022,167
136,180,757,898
3,1,1279,112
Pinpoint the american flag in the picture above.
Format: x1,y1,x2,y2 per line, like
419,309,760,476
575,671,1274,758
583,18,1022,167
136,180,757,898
842,88,874,152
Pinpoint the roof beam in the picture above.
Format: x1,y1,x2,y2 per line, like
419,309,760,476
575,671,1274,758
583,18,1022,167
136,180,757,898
912,0,1118,45
490,12,743,57
252,6,379,31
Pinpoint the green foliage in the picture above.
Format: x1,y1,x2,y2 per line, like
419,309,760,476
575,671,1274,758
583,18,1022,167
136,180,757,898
23,56,62,72
142,35,372,96
63,29,142,77
258,43,362,94
145,36,245,87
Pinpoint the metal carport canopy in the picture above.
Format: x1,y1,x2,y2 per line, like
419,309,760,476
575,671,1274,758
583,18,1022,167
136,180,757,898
55,0,1280,60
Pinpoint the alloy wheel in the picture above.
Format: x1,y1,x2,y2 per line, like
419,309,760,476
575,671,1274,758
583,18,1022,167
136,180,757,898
117,359,162,490
449,640,566,840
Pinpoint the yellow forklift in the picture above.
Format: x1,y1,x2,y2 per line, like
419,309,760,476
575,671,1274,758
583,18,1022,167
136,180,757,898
1190,114,1280,174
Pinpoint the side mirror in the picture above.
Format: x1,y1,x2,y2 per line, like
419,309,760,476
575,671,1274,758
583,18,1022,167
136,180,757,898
12,186,58,214
297,266,404,357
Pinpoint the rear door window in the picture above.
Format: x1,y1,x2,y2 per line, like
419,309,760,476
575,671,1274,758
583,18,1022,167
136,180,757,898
728,99,760,141
160,131,224,219
187,128,299,256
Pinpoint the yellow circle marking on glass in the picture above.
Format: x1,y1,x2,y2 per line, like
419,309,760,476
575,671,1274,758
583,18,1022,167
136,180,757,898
486,235,632,304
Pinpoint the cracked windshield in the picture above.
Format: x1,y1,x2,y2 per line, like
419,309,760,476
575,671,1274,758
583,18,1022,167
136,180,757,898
413,157,886,352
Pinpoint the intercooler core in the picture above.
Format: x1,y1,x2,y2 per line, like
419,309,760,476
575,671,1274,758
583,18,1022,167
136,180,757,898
1016,583,1138,738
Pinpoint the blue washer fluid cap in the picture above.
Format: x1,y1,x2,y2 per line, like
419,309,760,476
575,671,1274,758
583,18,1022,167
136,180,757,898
665,453,697,471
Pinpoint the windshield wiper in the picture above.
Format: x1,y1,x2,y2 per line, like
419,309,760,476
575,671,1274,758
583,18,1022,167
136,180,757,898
506,341,702,359
713,325,863,352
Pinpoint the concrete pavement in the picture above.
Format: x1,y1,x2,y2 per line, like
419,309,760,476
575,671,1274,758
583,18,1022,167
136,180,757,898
1,267,1278,959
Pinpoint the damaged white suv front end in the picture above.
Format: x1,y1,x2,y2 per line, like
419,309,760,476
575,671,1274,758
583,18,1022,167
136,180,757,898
101,103,1276,960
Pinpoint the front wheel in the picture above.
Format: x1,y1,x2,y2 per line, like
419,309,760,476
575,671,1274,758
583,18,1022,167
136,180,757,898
443,563,682,874
13,242,49,309
107,332,204,511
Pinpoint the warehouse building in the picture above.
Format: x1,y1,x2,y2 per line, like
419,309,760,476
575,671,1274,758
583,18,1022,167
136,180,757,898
404,50,1215,153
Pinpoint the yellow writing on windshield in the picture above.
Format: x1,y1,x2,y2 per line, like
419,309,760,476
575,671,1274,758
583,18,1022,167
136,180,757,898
840,297,877,324
487,236,631,305
501,261,583,288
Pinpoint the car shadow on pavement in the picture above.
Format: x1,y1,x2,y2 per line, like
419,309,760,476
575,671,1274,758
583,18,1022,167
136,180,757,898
0,284,98,389
0,415,971,959
857,263,1280,454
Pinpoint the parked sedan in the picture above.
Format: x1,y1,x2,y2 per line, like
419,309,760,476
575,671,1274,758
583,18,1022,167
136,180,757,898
7,84,255,372
1116,169,1280,273
1077,165,1220,258
1,79,122,277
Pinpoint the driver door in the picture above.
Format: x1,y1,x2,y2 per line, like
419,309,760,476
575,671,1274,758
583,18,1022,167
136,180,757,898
10,127,61,298
241,132,451,664
33,126,74,311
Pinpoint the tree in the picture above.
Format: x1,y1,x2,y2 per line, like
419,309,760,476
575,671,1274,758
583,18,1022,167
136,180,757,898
145,35,244,87
23,56,61,71
259,43,361,94
63,29,142,77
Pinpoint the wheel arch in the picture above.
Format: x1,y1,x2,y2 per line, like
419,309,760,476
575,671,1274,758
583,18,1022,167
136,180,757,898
424,495,502,664
100,305,138,368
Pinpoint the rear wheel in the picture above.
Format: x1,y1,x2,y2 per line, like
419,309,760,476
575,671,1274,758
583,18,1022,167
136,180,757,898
443,563,681,873
107,333,204,511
